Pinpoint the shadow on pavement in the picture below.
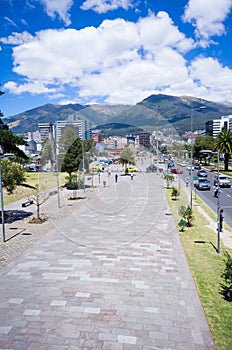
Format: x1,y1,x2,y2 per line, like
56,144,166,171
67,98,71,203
4,209,33,224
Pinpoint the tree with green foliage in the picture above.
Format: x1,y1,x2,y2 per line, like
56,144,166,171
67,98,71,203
0,124,28,161
193,135,214,163
1,160,26,194
213,129,232,171
56,127,77,171
61,137,83,180
119,146,135,174
58,127,77,155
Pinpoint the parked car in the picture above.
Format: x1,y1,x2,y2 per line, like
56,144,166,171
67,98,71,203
197,169,208,177
171,168,183,174
195,178,211,191
214,175,231,188
194,163,201,170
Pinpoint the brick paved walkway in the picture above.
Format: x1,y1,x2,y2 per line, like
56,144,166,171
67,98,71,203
0,171,215,349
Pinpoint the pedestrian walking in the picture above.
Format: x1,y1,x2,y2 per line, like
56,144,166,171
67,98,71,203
115,174,118,183
220,209,224,232
98,171,101,184
131,173,134,180
185,177,189,187
213,184,219,197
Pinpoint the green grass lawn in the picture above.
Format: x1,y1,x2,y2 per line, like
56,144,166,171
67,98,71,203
3,171,67,205
166,187,232,350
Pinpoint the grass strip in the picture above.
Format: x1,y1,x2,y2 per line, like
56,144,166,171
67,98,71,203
166,186,232,350
3,172,67,205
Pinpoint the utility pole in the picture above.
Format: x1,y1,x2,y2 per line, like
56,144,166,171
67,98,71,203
217,149,221,254
156,112,159,173
0,146,5,242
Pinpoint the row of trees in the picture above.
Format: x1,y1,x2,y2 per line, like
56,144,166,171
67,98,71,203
192,130,232,171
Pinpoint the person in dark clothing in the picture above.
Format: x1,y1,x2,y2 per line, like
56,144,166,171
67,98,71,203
115,174,118,183
220,209,224,232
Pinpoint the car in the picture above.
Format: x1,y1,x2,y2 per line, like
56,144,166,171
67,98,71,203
194,163,201,170
187,164,195,171
195,178,211,190
171,168,183,174
214,175,231,188
146,164,157,173
197,169,207,177
89,167,103,173
124,167,139,173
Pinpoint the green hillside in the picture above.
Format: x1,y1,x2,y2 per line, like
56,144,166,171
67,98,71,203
4,94,232,136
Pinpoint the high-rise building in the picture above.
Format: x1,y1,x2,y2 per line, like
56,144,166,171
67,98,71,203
38,123,54,142
206,115,232,137
139,131,151,149
56,120,82,141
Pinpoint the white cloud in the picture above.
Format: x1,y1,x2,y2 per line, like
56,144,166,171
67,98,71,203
0,31,34,45
4,16,17,28
2,12,232,106
183,0,232,39
39,0,73,25
189,57,232,101
80,0,134,14
4,80,58,95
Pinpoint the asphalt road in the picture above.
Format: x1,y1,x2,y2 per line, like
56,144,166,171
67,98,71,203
91,157,232,229
179,166,232,229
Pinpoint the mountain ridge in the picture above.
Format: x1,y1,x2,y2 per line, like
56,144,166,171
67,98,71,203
5,94,232,136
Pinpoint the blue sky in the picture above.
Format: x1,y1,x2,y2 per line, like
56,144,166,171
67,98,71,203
1,0,232,117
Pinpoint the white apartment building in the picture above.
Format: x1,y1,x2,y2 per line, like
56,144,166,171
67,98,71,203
205,115,232,137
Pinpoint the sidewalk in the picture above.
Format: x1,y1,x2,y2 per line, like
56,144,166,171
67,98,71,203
0,172,215,349
179,178,232,250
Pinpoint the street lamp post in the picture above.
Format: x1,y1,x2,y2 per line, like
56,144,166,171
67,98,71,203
156,112,159,173
0,146,6,242
190,108,193,210
189,106,206,210
217,149,221,254
55,123,61,208
82,140,85,192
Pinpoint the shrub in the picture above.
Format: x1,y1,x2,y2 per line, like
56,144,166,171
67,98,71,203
220,251,232,302
178,205,194,227
171,186,179,200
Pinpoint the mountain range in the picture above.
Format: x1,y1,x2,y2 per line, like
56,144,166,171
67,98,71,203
5,94,232,137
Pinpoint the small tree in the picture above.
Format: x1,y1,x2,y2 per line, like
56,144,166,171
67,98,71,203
171,186,179,200
29,184,50,222
178,205,194,227
163,173,174,188
220,251,232,302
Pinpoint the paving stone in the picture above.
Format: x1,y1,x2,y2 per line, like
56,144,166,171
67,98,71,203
0,172,216,349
